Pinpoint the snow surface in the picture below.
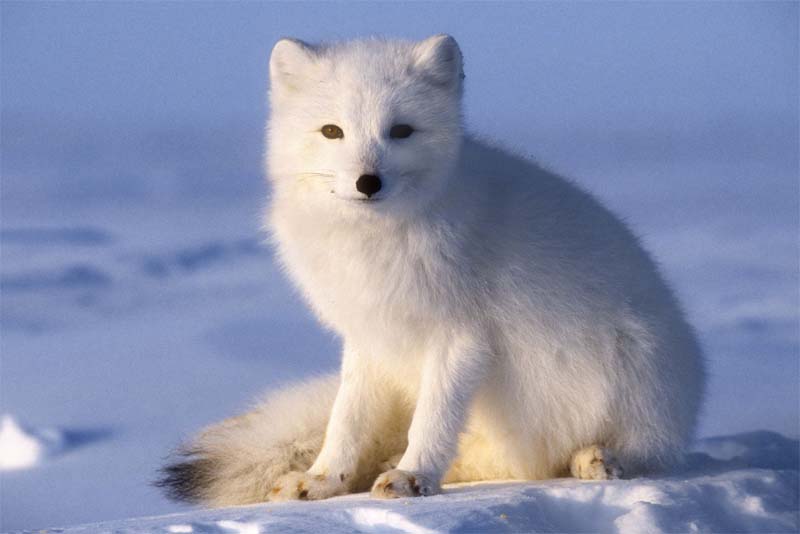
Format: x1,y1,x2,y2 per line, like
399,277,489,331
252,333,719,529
1,2,798,532
42,432,800,533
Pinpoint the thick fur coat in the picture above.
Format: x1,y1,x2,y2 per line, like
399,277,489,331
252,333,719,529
159,35,705,505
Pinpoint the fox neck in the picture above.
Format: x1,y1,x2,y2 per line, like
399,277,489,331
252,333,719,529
269,186,481,352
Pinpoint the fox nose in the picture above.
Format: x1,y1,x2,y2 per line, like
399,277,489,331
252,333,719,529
356,174,382,198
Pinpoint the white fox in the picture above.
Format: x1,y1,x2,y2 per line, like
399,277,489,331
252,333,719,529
159,35,705,505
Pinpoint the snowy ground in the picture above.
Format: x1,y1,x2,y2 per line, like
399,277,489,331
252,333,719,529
2,2,798,532
22,432,798,534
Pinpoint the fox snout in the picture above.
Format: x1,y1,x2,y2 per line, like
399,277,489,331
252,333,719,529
356,174,382,198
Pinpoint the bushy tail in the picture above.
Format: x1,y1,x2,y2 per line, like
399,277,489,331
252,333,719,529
157,374,339,506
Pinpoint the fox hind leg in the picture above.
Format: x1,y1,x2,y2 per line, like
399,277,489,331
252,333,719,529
268,471,347,502
570,445,624,480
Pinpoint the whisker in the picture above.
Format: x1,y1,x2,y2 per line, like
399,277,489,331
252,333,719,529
296,175,335,186
293,170,337,187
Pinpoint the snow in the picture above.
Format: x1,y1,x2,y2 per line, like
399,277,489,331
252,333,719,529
50,433,800,533
1,2,797,532
0,416,43,471
0,415,65,471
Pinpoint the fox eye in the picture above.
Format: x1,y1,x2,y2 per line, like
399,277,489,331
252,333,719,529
321,124,344,139
389,124,414,139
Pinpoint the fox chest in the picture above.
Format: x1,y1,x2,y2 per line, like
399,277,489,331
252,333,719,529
278,227,456,352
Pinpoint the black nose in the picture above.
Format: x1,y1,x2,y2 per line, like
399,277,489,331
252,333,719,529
356,174,382,198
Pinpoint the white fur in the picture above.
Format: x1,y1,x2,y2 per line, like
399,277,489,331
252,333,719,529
165,35,705,505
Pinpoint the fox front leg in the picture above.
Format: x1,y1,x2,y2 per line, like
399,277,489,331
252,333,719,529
269,345,378,501
371,333,489,498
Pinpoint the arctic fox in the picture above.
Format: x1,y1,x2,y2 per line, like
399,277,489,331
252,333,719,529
159,35,704,505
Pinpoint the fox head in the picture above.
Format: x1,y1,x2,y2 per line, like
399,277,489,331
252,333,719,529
266,35,464,219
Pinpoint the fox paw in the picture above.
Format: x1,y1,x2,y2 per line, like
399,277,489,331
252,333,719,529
268,471,347,501
370,469,439,499
570,445,624,480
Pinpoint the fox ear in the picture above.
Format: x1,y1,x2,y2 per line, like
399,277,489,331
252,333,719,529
412,34,464,91
270,38,316,93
